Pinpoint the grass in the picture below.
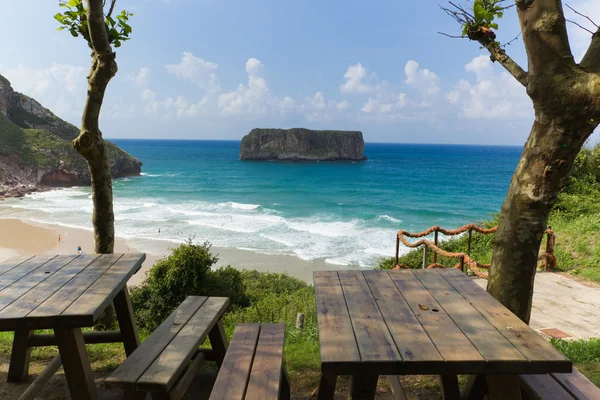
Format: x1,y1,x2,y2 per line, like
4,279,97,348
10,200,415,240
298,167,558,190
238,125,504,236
551,338,600,387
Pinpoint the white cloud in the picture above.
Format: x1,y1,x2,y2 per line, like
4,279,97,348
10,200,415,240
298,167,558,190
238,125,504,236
404,60,440,96
340,63,378,93
311,91,327,110
129,67,151,88
336,100,351,110
361,93,407,114
165,52,220,92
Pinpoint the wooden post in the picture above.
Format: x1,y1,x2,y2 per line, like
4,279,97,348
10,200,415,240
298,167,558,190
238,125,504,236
467,228,472,257
395,233,400,267
422,246,429,269
8,327,33,381
113,286,140,357
208,320,229,367
54,327,98,400
296,313,305,330
433,229,438,264
459,256,465,274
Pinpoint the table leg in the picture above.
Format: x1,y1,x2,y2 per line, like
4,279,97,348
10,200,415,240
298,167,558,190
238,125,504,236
439,375,460,400
461,375,488,400
317,372,337,400
7,326,33,381
114,286,141,356
208,320,229,367
55,326,98,400
486,375,522,400
348,375,378,400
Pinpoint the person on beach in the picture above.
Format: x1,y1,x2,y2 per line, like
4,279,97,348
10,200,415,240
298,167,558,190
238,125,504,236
77,246,82,255
58,234,61,242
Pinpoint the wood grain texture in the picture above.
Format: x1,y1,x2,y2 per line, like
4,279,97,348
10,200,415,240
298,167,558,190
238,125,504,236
55,327,98,400
519,374,573,400
104,296,207,391
363,270,442,362
27,254,123,328
0,255,56,291
246,323,286,400
0,256,34,276
388,270,483,362
60,253,145,326
209,323,260,400
551,369,600,400
440,269,570,366
338,271,401,363
414,269,525,362
314,271,360,366
136,297,229,392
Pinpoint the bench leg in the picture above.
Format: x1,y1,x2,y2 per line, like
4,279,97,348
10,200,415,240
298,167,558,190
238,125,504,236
208,320,228,367
55,327,98,400
487,375,522,400
439,375,460,400
280,366,291,400
317,371,337,400
348,375,378,400
114,286,141,356
461,375,488,400
7,326,33,382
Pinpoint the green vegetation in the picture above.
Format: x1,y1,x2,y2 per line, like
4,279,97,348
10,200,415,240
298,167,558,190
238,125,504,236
0,114,33,163
551,338,600,387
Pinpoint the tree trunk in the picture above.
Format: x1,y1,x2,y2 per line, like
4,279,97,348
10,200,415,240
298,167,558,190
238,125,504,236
487,113,598,323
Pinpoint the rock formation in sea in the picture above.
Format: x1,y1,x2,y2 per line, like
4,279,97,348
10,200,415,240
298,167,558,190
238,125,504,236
240,128,367,161
0,73,142,199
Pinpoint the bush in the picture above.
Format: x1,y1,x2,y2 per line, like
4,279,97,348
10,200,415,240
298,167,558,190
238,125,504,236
131,241,248,331
238,270,307,303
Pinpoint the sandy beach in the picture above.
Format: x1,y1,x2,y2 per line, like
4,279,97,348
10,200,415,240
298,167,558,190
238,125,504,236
0,217,339,285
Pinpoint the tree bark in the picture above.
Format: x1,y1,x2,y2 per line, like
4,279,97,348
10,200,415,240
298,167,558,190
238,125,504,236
73,0,118,254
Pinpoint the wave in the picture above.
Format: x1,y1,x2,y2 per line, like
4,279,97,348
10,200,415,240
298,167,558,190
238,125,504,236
376,214,402,223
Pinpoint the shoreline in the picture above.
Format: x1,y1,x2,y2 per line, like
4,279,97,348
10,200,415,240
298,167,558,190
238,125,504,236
0,218,342,284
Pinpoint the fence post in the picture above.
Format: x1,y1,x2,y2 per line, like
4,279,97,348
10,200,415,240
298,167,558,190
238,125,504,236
459,256,465,274
467,228,472,257
296,313,305,330
422,246,429,269
433,229,438,264
395,233,400,267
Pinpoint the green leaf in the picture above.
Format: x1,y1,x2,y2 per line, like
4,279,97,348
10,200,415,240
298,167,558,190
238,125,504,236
490,23,499,30
57,26,65,31
67,0,79,7
114,40,121,48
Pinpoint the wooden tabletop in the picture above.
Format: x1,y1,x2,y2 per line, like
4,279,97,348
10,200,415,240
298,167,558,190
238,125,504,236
314,268,572,376
0,253,145,330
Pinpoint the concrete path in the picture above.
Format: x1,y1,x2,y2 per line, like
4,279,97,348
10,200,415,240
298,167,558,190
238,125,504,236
475,272,600,339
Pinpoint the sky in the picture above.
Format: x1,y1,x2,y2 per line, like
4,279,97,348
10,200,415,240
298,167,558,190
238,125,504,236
0,0,598,145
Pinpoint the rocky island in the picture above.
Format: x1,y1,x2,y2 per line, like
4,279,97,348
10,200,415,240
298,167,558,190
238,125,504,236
240,128,366,161
0,73,142,199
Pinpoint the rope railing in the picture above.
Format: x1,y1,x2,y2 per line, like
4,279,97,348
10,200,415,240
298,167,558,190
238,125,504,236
394,224,556,279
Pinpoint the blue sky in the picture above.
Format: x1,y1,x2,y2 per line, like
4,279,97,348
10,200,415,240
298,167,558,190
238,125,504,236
1,0,598,144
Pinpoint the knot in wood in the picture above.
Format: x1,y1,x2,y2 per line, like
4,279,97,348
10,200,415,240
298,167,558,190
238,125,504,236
78,131,93,149
516,0,534,11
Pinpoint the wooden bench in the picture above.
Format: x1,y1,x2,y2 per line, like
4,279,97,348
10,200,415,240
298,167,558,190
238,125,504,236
105,296,230,400
209,323,290,400
520,369,600,399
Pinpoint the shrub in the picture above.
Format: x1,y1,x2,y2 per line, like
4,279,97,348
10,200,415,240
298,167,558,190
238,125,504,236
130,241,248,331
238,270,307,303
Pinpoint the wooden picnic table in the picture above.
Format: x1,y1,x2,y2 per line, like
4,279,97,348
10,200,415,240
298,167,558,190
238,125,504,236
0,253,146,400
314,268,572,400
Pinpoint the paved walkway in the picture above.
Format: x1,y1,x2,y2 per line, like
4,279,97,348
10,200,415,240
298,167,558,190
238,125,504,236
475,272,600,339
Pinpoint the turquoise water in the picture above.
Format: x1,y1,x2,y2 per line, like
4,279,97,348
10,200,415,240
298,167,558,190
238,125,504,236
1,140,521,266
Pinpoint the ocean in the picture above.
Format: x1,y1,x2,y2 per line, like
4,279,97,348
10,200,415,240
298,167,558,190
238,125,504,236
0,140,521,267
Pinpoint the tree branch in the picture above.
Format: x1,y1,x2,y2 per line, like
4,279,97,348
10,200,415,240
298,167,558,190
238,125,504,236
565,4,598,28
580,28,600,73
86,0,112,53
566,19,595,35
481,40,529,86
107,0,116,19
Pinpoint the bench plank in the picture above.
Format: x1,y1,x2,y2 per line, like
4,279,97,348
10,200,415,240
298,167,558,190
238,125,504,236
441,269,570,368
136,297,229,392
0,255,56,291
0,255,77,312
0,256,34,276
414,269,526,362
389,270,484,363
209,324,261,400
363,270,442,362
27,254,123,328
338,271,401,362
314,271,361,365
105,296,207,391
520,374,575,400
552,369,600,400
245,324,286,400
60,253,145,326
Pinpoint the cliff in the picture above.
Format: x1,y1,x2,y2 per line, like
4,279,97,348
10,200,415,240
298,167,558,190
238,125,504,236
240,128,366,161
0,73,141,198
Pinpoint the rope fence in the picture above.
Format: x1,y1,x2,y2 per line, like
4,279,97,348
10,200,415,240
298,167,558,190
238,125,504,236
394,224,556,279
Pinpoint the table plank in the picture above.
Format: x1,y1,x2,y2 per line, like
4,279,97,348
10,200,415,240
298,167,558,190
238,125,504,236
552,369,600,399
0,255,56,291
363,270,442,362
440,269,570,364
0,255,77,312
105,296,207,391
314,271,361,365
0,255,100,328
136,297,230,392
26,254,123,328
209,324,261,400
414,269,526,362
245,323,286,400
60,253,146,326
0,256,34,276
388,269,484,362
338,271,401,362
